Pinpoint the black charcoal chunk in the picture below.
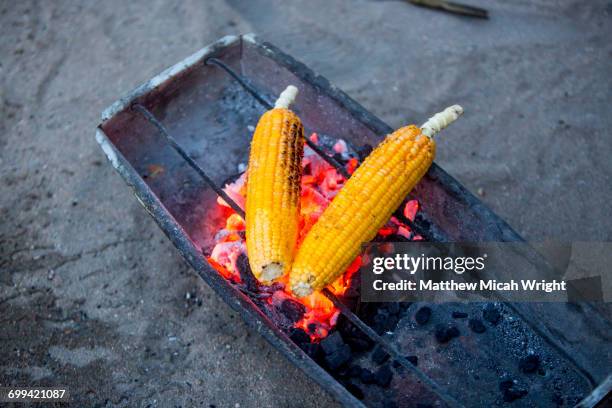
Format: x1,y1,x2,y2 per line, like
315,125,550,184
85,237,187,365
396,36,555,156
385,314,399,332
415,306,432,325
344,381,364,400
360,369,376,384
300,343,322,360
468,318,486,334
289,328,311,345
335,366,350,378
342,286,360,299
434,323,460,343
375,364,393,387
333,152,346,164
519,354,540,374
452,311,468,319
371,345,389,364
320,331,345,355
483,304,502,325
387,303,401,315
345,336,373,352
551,393,563,406
358,144,373,160
280,299,306,323
348,365,363,378
499,379,513,392
325,345,352,371
236,253,258,291
383,399,399,408
499,379,528,402
393,355,418,369
373,313,388,334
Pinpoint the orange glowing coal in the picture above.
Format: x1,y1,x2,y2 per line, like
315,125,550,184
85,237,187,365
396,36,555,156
207,133,419,341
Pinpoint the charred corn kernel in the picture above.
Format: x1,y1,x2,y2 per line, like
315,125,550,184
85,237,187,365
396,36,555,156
290,105,463,297
246,86,304,283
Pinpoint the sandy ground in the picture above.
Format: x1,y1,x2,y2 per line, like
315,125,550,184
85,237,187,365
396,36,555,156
1,0,610,407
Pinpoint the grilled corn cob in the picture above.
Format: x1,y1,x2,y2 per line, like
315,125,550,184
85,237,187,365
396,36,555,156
290,105,463,297
245,85,304,283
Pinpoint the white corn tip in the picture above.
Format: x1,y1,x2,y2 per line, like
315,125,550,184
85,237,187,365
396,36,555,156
274,85,298,109
261,262,283,282
420,104,464,138
292,282,313,298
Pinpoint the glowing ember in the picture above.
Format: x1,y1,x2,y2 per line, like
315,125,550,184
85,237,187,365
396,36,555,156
208,133,420,341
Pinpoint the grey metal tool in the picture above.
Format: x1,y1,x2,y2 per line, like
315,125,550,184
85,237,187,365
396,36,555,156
408,0,488,19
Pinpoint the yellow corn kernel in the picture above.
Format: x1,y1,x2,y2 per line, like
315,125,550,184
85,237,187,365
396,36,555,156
289,105,462,297
245,86,304,283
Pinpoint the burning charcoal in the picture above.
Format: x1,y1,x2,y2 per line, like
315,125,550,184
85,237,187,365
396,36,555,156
360,368,376,384
375,364,393,387
415,306,432,325
384,234,409,242
434,323,460,343
519,354,540,374
236,253,258,292
452,311,468,319
483,304,502,325
280,299,306,323
342,286,360,300
348,365,363,378
499,379,528,402
343,381,364,400
371,345,389,364
324,345,352,371
289,328,311,346
468,318,486,334
320,331,345,355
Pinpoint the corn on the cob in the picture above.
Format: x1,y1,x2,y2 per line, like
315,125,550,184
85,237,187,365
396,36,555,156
290,105,463,297
245,85,304,283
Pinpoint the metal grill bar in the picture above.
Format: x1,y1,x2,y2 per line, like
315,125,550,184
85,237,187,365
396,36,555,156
132,103,246,219
133,103,459,407
206,57,350,179
205,56,433,241
201,59,598,389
